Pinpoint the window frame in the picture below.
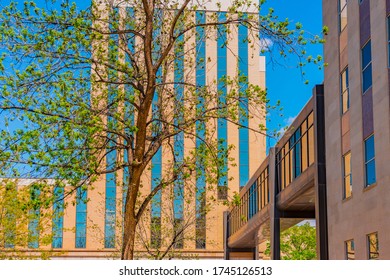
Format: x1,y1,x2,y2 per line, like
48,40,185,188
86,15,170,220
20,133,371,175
342,151,352,199
364,134,376,187
340,67,350,114
361,40,372,94
345,239,355,260
387,15,390,68
367,232,379,260
338,0,348,33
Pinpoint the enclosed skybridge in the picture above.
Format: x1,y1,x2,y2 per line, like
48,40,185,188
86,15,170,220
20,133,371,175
224,85,328,260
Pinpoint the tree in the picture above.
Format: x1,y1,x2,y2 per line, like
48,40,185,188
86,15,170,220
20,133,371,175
264,222,317,260
0,0,323,259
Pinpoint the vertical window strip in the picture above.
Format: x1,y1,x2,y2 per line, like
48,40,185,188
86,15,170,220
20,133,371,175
105,156,117,248
345,239,355,260
338,0,347,32
75,187,87,248
28,186,40,249
367,232,379,259
364,134,376,186
4,183,17,248
388,16,390,67
150,10,164,249
103,7,119,249
341,67,349,114
361,40,372,93
173,28,185,248
52,186,64,249
217,12,228,199
238,17,249,188
195,11,206,249
343,152,352,199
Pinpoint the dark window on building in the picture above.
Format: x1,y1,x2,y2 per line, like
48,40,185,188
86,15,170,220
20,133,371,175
364,134,376,187
345,239,355,260
343,152,352,199
367,232,379,259
388,16,390,67
361,40,372,93
338,0,347,32
341,67,349,114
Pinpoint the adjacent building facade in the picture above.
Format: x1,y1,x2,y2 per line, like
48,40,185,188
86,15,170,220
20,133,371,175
323,0,390,260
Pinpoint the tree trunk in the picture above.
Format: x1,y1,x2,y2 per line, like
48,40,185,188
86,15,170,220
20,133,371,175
121,212,137,259
121,166,143,260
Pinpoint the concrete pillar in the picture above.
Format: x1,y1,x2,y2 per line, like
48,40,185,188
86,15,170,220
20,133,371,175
268,148,280,260
313,85,329,260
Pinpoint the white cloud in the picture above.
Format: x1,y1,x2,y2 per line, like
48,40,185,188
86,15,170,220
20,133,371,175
259,38,273,51
276,115,296,139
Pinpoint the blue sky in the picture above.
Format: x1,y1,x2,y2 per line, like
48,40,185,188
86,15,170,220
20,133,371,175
262,0,324,148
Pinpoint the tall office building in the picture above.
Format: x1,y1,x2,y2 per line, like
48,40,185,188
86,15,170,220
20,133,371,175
323,0,390,259
0,1,266,259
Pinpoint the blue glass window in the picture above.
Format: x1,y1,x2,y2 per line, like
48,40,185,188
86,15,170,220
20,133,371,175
217,12,228,199
52,186,64,248
195,11,206,249
364,135,376,186
388,16,390,67
361,40,372,93
238,17,249,188
341,67,349,114
75,188,87,248
28,186,40,249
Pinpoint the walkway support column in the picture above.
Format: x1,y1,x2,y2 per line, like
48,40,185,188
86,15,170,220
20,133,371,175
268,148,280,260
313,85,329,260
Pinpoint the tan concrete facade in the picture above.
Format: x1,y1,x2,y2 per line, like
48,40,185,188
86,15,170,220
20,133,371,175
323,0,390,259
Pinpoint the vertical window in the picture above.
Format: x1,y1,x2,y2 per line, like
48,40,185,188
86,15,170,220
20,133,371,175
75,188,87,248
173,26,185,227
290,128,302,179
361,40,372,93
217,12,228,199
105,173,116,248
345,239,355,260
28,186,40,249
341,67,349,114
364,135,376,186
343,152,352,199
338,0,347,32
238,14,249,188
195,11,206,249
388,16,390,67
52,186,64,249
367,232,379,259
